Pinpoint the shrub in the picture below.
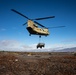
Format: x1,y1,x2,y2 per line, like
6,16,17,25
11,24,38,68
73,52,76,56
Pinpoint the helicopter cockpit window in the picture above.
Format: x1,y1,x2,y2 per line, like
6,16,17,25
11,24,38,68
33,24,38,27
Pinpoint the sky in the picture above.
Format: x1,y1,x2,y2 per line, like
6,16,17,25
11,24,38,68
0,0,76,52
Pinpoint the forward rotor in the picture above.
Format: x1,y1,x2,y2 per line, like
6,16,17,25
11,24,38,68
11,9,55,27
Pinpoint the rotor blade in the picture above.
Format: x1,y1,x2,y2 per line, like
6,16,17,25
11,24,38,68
48,26,65,29
34,21,47,28
33,16,55,20
23,22,27,26
11,9,30,20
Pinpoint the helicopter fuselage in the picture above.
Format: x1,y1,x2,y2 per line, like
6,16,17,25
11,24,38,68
26,20,49,36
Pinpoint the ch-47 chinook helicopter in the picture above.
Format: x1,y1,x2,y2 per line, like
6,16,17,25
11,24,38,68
11,9,65,38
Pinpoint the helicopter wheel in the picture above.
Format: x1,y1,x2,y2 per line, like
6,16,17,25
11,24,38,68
39,35,41,38
29,34,31,36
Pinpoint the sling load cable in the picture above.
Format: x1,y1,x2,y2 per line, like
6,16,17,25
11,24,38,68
39,37,41,43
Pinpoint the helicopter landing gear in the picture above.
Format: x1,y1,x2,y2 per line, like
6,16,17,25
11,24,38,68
29,34,31,36
39,35,41,38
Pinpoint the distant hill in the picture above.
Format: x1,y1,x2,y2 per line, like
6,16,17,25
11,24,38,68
53,47,76,52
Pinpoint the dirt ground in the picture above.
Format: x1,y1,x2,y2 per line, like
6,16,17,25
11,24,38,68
0,51,76,75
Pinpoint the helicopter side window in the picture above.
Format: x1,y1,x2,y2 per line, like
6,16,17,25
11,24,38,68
39,28,42,31
42,29,45,32
42,29,44,31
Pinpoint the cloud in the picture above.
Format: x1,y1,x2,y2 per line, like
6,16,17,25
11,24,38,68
46,43,76,50
0,40,37,51
0,40,21,51
0,40,76,52
0,28,6,31
0,40,49,52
